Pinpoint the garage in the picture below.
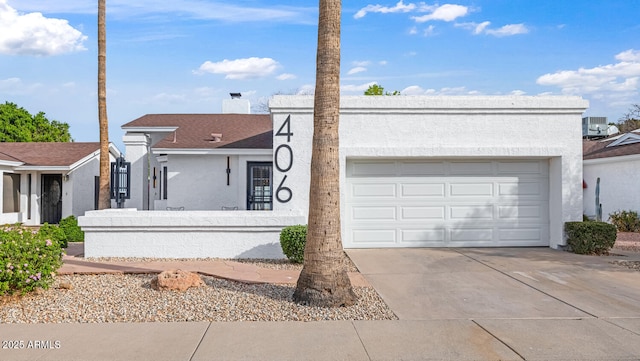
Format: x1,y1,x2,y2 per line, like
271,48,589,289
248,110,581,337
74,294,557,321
344,159,550,248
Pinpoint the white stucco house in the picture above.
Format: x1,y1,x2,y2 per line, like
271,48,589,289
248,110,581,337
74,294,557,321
583,130,640,219
81,95,589,258
0,142,120,226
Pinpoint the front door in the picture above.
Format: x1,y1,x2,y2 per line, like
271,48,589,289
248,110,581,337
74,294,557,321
247,162,272,210
41,174,63,224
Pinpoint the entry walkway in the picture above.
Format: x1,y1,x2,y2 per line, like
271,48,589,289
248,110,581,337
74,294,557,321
57,243,369,286
1,246,639,360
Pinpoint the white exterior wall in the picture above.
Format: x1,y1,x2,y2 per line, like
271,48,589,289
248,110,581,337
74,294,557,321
583,155,640,219
269,95,588,249
81,209,305,258
162,154,238,210
123,133,152,210
0,167,22,225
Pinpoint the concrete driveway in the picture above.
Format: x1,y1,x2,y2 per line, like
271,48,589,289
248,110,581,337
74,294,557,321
346,247,640,360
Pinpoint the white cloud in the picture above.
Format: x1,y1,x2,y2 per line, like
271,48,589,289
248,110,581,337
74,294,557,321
0,0,87,56
195,57,280,80
485,23,529,37
13,0,316,24
276,73,297,80
411,4,469,23
472,21,490,34
379,60,388,66
537,49,640,106
296,84,315,95
423,25,436,36
341,82,378,93
456,21,529,37
401,85,478,95
0,77,43,94
616,49,640,62
347,67,368,75
354,1,416,19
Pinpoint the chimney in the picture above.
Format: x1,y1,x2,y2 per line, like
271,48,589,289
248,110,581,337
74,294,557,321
222,92,250,114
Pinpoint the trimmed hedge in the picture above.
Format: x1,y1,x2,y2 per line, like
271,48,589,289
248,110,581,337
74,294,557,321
59,215,84,243
279,225,307,263
565,221,616,255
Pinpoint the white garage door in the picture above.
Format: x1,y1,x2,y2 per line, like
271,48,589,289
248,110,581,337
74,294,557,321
344,159,549,248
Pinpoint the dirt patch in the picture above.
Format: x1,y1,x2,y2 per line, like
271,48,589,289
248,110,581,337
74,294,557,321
614,232,640,252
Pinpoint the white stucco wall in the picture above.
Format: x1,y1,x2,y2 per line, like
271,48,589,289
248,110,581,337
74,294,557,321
583,155,640,220
81,209,305,258
269,95,588,249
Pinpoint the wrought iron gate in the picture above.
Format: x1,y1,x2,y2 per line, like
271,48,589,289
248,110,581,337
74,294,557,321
247,162,272,210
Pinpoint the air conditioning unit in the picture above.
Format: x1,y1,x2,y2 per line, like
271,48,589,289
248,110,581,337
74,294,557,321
582,117,608,138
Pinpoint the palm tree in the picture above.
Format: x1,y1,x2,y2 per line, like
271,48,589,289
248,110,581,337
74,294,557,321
97,0,110,209
293,0,356,307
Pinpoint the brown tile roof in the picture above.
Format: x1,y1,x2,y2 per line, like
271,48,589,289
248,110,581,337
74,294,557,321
122,114,273,149
0,142,101,166
583,136,640,160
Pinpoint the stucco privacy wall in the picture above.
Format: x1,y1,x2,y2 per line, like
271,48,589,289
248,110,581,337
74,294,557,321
82,209,305,258
269,95,588,249
583,155,640,219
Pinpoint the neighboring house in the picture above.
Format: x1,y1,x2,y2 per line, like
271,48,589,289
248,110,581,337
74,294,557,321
0,142,121,225
583,130,640,219
82,95,588,258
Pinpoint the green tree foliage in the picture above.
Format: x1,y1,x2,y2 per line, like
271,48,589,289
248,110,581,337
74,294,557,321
364,84,400,96
0,102,72,142
364,84,384,95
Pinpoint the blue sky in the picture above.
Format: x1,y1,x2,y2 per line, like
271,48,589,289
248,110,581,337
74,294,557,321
1,0,639,150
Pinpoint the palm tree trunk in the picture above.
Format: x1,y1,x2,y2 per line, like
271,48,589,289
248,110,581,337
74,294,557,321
97,0,111,210
293,0,356,307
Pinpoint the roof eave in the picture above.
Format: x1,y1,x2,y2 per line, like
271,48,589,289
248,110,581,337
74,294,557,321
122,126,179,133
151,148,272,156
584,153,640,165
15,166,71,171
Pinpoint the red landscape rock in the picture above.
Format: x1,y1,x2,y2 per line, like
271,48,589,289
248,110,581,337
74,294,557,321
151,269,204,291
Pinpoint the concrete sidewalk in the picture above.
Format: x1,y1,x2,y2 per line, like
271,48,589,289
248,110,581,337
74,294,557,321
1,247,639,360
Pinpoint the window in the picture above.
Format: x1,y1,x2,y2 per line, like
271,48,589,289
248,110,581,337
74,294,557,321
3,173,20,213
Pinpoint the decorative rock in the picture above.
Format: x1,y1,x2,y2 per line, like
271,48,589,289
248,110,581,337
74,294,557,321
151,269,204,291
58,282,73,290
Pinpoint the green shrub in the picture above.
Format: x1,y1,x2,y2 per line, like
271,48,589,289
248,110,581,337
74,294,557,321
608,210,640,232
280,225,307,263
565,221,617,255
59,215,84,243
38,223,67,248
0,224,64,295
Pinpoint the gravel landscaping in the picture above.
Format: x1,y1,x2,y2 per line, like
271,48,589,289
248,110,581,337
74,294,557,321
0,274,396,324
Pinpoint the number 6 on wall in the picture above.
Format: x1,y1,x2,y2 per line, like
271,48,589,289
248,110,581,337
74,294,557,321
276,175,292,203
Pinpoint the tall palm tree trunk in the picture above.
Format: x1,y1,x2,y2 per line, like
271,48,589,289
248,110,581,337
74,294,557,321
293,0,356,307
97,0,111,210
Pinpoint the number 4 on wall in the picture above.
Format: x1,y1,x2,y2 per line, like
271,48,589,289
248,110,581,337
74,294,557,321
276,115,293,142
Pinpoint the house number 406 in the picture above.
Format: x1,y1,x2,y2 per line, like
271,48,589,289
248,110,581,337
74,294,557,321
275,115,293,203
